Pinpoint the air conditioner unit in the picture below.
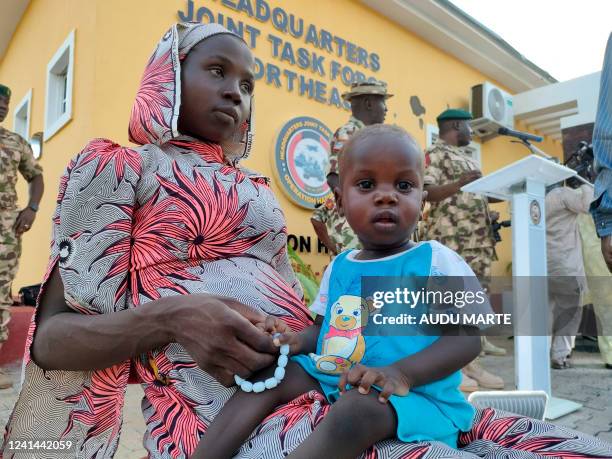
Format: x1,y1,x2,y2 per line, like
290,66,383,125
470,82,514,141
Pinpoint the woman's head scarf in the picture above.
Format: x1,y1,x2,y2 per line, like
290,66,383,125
128,22,254,163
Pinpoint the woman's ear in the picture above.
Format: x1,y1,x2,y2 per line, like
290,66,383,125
334,187,344,217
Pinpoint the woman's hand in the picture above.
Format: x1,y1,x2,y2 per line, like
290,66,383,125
33,267,284,387
169,295,278,387
338,364,412,403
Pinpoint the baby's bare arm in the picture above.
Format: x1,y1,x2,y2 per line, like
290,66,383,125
392,327,481,387
259,314,323,355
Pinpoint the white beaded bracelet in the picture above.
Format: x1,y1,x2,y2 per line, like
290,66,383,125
234,334,290,393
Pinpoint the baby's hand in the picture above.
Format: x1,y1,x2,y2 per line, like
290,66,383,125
338,364,411,403
257,315,303,355
257,315,290,336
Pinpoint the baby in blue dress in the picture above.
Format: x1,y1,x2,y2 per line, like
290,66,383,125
196,125,484,458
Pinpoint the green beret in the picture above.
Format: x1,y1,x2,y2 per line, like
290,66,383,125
0,84,11,98
436,108,472,122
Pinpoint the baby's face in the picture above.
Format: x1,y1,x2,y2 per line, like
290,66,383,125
338,135,424,250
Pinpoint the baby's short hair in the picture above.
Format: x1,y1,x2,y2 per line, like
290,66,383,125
339,124,424,177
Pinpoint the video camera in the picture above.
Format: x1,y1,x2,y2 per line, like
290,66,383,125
565,141,595,188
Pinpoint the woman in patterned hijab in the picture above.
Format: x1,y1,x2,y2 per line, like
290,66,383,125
4,22,612,459
2,23,314,458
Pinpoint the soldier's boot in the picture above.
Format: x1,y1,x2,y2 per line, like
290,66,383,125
459,372,478,393
463,360,504,390
481,336,507,356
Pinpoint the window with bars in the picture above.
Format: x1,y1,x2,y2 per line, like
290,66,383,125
59,69,68,115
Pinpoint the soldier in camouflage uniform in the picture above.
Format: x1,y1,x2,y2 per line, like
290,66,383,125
311,196,361,255
311,81,392,255
423,111,498,285
0,84,44,389
423,108,504,391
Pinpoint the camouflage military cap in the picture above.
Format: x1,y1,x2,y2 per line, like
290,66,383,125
342,81,393,101
436,108,472,122
0,84,10,99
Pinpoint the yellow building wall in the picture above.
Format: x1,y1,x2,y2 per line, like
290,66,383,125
0,0,99,287
1,0,562,290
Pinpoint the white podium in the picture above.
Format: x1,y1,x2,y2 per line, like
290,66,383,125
462,154,582,420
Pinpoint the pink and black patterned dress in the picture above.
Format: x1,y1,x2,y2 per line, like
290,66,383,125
3,23,611,459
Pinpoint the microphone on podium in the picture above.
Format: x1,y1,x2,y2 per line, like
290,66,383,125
498,127,543,143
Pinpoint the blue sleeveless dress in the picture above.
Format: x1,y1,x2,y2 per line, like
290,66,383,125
292,241,479,448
